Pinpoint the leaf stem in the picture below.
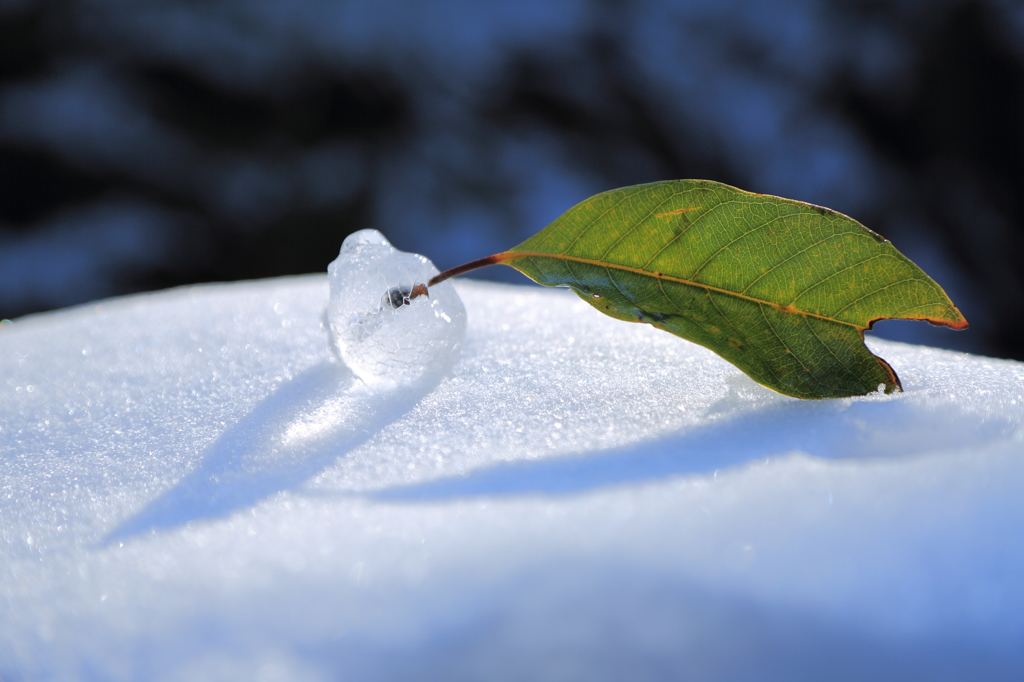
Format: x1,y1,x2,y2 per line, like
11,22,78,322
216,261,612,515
428,253,509,287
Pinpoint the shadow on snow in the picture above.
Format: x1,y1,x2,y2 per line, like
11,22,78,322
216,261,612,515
106,360,432,543
365,395,1014,502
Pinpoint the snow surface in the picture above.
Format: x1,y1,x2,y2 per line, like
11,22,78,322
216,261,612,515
2,272,1024,680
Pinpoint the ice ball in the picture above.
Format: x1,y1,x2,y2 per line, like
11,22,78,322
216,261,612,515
326,230,467,388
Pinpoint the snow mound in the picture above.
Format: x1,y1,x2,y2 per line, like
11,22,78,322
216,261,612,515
1,274,1023,680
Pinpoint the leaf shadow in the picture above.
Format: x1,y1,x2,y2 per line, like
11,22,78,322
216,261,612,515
106,360,431,543
364,395,1016,502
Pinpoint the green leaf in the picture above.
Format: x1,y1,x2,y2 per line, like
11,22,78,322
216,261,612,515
432,180,968,399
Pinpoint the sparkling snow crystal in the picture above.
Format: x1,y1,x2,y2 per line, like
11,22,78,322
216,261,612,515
325,229,466,388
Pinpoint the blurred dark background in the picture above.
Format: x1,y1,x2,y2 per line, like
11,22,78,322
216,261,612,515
1,0,1021,358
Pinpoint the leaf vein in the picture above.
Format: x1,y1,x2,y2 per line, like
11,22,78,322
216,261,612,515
688,213,787,280
740,234,836,294
604,266,637,308
790,254,887,304
557,190,637,255
706,293,783,385
803,317,863,384
658,279,686,315
597,193,684,260
507,252,868,330
758,304,818,386
831,277,921,317
640,196,725,269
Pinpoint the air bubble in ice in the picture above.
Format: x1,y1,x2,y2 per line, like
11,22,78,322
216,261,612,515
325,230,466,388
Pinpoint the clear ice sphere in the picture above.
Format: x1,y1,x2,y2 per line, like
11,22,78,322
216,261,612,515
326,229,467,388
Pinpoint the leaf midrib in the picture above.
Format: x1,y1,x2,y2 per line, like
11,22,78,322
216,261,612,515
502,250,868,331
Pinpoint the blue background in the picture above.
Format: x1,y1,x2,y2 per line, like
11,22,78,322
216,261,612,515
1,0,1021,358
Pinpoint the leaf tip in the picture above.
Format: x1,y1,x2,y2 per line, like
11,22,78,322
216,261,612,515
939,313,970,331
924,301,969,330
865,305,970,333
915,311,970,331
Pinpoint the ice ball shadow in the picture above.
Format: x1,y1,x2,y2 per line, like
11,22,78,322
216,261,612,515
368,396,1018,502
106,228,467,543
105,360,431,543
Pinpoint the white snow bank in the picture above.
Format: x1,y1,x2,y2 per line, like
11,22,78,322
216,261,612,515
1,274,1023,681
